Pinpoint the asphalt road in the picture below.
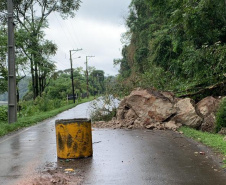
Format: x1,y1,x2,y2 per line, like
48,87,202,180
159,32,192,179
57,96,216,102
0,102,226,185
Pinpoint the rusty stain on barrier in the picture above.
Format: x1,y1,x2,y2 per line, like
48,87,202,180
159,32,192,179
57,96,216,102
55,119,93,159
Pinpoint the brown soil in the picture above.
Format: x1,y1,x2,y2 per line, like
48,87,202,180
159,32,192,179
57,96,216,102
31,169,83,185
15,162,84,185
92,121,118,129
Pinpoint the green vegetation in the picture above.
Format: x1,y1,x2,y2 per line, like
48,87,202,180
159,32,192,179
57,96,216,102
0,51,107,135
114,0,226,98
0,0,225,149
216,98,226,132
0,52,107,132
0,106,7,122
0,97,94,137
180,127,226,166
0,64,105,136
38,68,106,101
0,0,112,137
0,0,81,99
89,95,118,122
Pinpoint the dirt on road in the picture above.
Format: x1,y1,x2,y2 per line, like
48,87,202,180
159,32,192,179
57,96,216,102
15,161,85,185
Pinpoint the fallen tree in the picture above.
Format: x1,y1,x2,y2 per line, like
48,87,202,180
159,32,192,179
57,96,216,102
178,80,226,101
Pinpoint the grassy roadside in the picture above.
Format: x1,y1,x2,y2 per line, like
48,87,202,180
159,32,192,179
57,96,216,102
180,127,226,167
0,97,94,137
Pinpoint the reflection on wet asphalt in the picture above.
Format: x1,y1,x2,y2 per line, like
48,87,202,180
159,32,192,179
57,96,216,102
83,129,226,185
0,102,226,185
0,102,92,185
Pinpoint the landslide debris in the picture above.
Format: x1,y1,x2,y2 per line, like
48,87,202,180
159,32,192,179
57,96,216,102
93,88,222,132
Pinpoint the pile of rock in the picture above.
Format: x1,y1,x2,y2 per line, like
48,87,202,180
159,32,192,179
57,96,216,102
95,88,223,132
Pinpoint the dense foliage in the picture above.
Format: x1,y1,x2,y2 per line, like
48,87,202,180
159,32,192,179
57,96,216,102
0,0,81,99
0,106,7,121
0,27,8,93
216,98,226,132
116,0,226,97
42,68,105,101
1,67,105,122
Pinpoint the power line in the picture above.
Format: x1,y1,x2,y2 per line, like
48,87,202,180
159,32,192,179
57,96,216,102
55,60,70,69
53,12,80,49
53,12,75,48
62,19,80,49
68,19,83,48
53,14,87,57
52,12,86,71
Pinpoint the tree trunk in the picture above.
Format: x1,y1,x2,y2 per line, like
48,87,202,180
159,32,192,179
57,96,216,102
31,55,35,100
34,59,39,98
39,69,42,97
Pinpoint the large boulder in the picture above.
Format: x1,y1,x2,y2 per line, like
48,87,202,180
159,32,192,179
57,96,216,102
116,88,177,128
115,89,222,131
196,96,220,132
218,127,226,135
172,98,203,129
200,113,216,133
196,96,220,117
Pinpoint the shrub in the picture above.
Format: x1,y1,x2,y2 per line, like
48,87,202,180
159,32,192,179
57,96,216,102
0,106,7,121
36,96,52,112
89,95,119,122
90,106,117,122
19,101,37,117
18,96,68,117
53,99,62,109
23,91,34,101
216,98,226,132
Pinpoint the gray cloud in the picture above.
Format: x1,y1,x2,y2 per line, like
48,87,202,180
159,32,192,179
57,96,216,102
78,0,131,25
46,0,131,75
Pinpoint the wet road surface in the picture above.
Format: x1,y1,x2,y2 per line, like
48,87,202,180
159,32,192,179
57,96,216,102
0,102,226,184
0,102,91,185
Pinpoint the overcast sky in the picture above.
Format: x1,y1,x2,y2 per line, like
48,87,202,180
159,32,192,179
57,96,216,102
45,0,131,76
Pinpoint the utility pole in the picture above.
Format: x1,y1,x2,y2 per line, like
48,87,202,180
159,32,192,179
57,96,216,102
8,0,17,123
85,56,95,98
70,48,82,103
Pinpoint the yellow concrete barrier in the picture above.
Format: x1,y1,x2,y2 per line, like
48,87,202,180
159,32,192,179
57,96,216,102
55,118,93,159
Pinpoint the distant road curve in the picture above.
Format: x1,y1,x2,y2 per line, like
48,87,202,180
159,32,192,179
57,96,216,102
0,101,7,106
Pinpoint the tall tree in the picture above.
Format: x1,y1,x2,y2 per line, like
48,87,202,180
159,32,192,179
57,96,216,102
0,0,81,99
90,70,105,95
117,0,226,96
0,26,8,93
14,0,81,99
